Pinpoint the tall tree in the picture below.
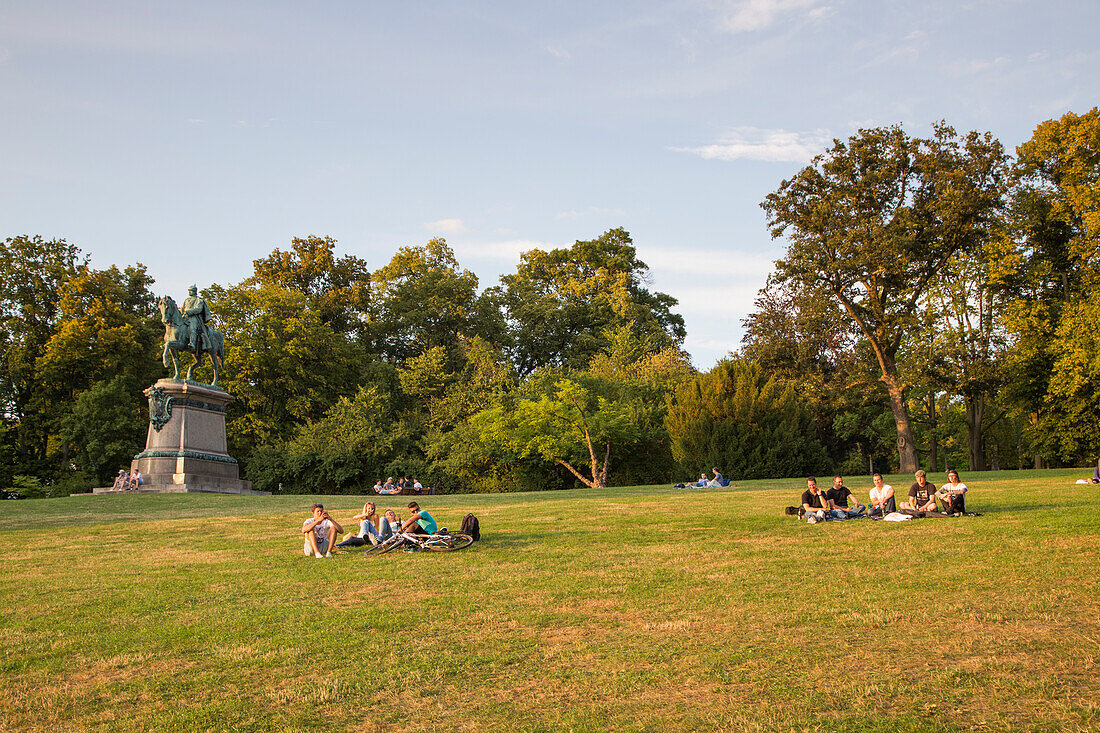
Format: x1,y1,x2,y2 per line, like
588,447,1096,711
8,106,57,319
498,228,685,375
1007,108,1100,463
762,123,1009,472
249,235,371,336
0,236,84,469
370,238,501,362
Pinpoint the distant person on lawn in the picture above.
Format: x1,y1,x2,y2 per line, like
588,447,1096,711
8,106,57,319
401,502,437,535
302,503,343,558
708,468,725,487
827,475,865,517
936,470,969,515
901,470,938,512
869,473,896,516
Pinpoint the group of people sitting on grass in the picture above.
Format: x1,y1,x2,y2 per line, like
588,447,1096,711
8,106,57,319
110,468,143,491
796,469,970,523
675,468,731,488
301,500,437,558
371,476,432,495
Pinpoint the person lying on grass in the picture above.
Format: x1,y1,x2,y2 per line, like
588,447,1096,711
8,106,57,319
827,475,865,518
401,502,437,535
936,469,968,515
868,473,896,516
302,503,342,558
901,470,938,512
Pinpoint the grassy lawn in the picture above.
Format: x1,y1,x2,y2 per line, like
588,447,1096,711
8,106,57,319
1,470,1097,732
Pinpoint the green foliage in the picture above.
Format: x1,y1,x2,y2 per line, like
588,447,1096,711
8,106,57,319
762,123,1010,472
666,358,828,480
498,228,685,375
60,376,147,484
370,238,501,362
248,235,371,336
206,284,364,461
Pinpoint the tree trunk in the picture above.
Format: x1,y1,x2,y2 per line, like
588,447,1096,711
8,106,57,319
926,391,938,474
965,393,985,471
1029,411,1044,469
880,366,919,473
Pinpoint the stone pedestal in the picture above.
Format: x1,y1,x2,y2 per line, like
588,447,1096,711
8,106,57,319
102,379,268,495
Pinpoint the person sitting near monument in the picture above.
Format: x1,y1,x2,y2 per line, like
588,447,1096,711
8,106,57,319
936,469,969,515
801,477,843,523
401,502,437,536
901,470,938,512
826,475,865,518
868,473,896,516
128,469,143,490
302,503,343,558
112,469,129,490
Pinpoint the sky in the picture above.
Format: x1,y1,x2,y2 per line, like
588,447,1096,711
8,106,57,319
1,0,1097,369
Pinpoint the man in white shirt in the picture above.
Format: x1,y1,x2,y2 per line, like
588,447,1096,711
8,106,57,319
869,473,896,516
302,504,342,558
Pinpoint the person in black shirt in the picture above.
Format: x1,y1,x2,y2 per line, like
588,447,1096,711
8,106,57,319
902,470,938,512
801,477,843,523
827,475,866,518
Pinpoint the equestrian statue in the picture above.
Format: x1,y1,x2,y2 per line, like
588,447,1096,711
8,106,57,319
157,285,225,387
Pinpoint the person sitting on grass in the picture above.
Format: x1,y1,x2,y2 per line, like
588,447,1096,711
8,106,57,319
936,469,969,515
401,501,437,536
869,473,896,516
827,475,865,518
708,468,725,487
371,479,384,494
336,501,390,548
901,470,938,512
801,477,842,523
1093,458,1100,485
697,473,708,487
302,503,342,558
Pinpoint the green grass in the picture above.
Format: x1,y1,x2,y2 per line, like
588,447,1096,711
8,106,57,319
1,470,1097,731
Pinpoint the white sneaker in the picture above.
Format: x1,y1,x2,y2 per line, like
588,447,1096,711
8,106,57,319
314,552,323,559
325,552,332,558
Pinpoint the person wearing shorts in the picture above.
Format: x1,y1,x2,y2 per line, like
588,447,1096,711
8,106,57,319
402,502,437,535
302,503,343,558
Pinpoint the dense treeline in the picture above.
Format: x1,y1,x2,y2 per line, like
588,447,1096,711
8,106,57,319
1,110,1097,495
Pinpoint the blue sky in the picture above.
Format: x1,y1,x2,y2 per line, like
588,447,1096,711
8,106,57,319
2,0,1097,369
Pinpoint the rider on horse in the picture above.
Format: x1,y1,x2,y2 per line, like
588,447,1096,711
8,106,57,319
181,285,211,353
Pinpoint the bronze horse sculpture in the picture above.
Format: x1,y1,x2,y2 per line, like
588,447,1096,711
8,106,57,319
157,295,225,387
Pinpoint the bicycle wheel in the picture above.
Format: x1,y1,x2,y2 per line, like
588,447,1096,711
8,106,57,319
423,533,474,552
362,536,405,557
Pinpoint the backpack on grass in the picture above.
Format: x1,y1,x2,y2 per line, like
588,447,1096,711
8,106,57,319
460,513,480,541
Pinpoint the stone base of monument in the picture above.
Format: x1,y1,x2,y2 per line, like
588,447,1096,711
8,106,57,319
93,379,269,496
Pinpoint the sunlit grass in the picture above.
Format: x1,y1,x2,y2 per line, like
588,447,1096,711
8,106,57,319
1,470,1097,731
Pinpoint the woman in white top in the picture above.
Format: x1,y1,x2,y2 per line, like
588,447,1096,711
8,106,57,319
937,469,968,514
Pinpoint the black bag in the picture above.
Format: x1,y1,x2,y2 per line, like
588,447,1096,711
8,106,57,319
460,513,480,541
783,506,799,516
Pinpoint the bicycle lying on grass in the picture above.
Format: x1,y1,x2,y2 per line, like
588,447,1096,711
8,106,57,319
362,528,474,557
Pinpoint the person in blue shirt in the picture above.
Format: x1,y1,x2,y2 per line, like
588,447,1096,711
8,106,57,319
401,502,437,535
708,468,725,487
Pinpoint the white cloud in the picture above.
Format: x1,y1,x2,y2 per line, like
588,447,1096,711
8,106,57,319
423,218,467,234
556,206,626,220
450,238,556,263
672,126,831,163
951,56,1011,75
641,248,775,280
1027,51,1049,63
714,0,832,33
546,45,571,60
